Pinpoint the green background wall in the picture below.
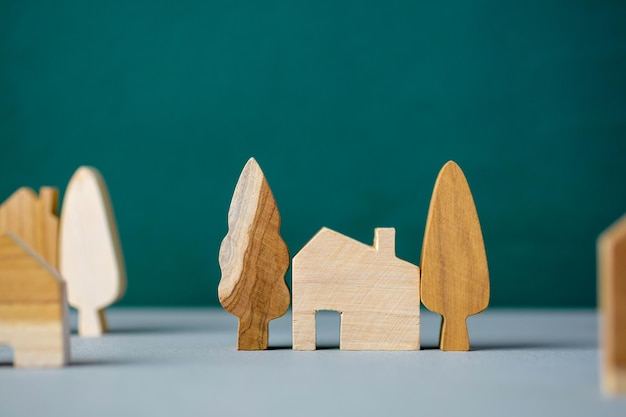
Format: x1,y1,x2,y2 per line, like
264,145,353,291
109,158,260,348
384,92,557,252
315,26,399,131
2,1,625,307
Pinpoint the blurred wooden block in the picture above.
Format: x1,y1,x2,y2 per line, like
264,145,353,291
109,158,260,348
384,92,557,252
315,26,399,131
0,233,70,367
218,158,290,350
599,214,626,395
421,161,489,351
0,187,59,269
292,227,420,351
59,167,126,337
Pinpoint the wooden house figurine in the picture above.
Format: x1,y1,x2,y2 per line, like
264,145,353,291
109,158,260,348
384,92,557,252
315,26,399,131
0,233,69,367
292,227,420,351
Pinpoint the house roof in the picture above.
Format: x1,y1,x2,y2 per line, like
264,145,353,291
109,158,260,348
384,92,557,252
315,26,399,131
294,227,374,261
293,227,417,270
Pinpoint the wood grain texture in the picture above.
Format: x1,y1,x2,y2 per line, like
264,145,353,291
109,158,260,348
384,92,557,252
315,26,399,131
59,167,126,337
0,232,70,367
421,161,489,351
218,158,290,350
599,213,626,395
0,187,59,269
292,227,420,351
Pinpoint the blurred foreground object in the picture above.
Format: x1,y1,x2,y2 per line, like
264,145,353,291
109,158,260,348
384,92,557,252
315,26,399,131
599,214,626,395
0,233,69,367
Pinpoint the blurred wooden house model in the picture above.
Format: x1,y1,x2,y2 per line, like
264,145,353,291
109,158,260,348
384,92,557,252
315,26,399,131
0,233,69,367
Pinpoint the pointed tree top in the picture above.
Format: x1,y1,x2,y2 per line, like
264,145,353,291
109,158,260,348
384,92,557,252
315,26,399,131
437,160,468,185
245,156,259,167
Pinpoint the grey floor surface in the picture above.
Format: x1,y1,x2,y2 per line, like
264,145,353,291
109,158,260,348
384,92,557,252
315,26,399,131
0,308,625,417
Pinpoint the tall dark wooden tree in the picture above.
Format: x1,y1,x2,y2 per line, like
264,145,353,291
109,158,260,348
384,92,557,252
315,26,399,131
218,158,291,350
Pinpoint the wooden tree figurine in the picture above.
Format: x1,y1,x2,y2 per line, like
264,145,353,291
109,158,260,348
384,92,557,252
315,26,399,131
218,158,290,350
59,167,126,337
421,161,489,351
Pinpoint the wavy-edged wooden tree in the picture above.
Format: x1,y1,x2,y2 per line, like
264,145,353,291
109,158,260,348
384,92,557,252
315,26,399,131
218,158,290,350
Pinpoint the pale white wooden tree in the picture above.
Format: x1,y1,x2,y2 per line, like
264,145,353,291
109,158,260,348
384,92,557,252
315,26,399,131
59,167,126,337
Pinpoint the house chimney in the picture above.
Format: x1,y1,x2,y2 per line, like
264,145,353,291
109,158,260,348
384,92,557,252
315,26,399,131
39,187,59,216
374,228,396,256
